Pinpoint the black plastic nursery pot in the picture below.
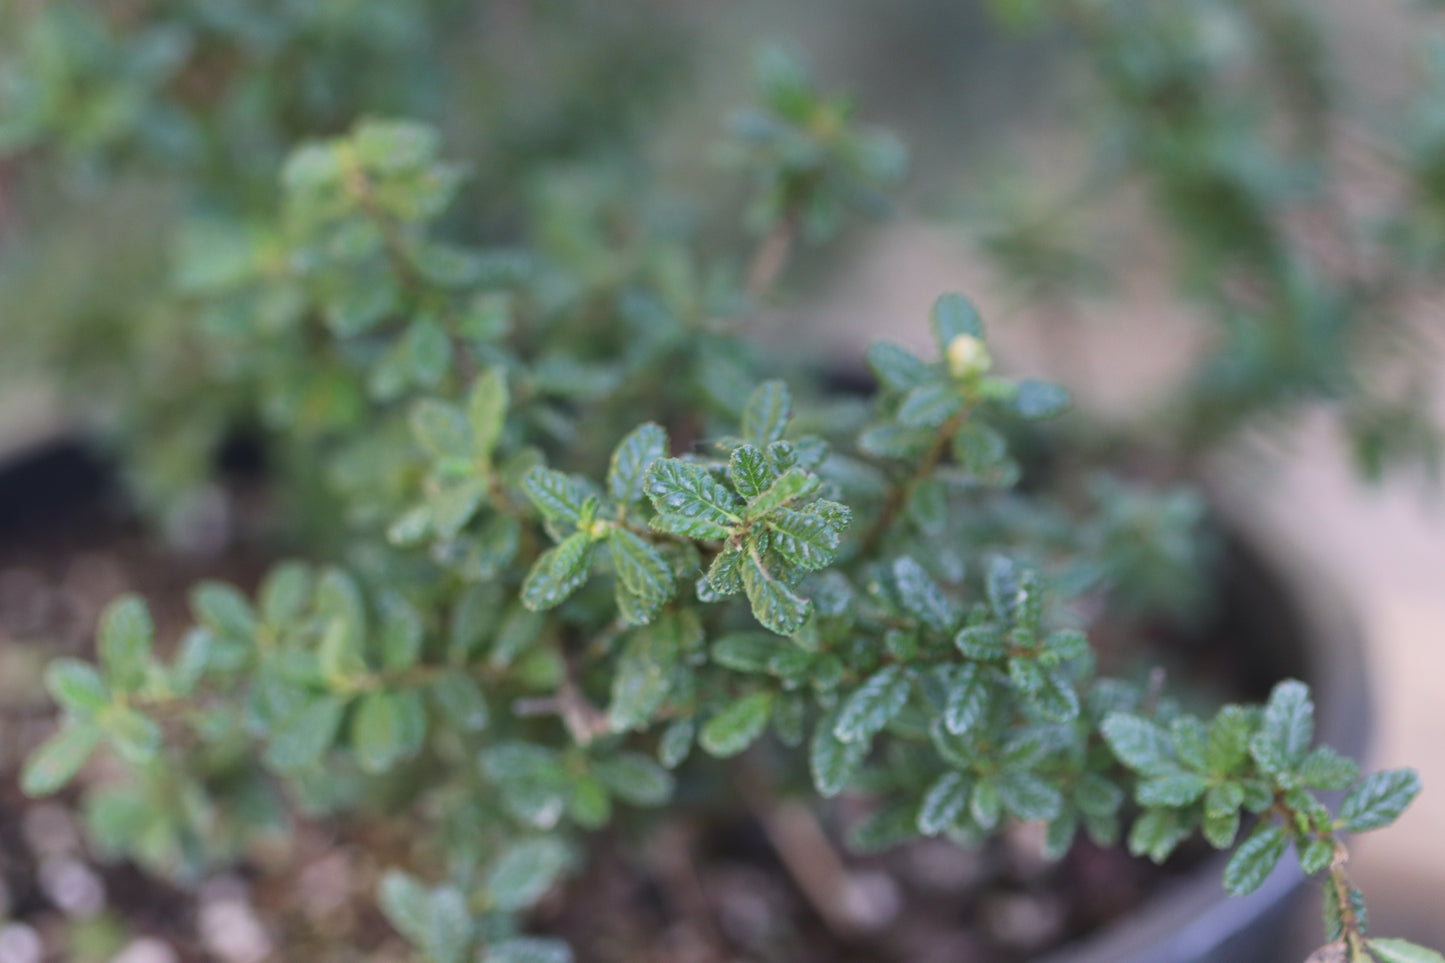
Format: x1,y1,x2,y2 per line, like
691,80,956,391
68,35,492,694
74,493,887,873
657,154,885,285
0,437,1369,962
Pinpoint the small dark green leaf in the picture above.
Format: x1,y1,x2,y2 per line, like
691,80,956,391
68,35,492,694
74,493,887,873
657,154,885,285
191,582,257,646
521,533,595,611
658,719,695,769
984,555,1020,622
907,477,948,535
858,422,933,460
835,666,910,743
98,595,155,692
698,545,745,599
468,368,509,460
260,562,313,625
742,380,791,447
325,272,398,337
747,468,821,518
405,317,452,386
1166,716,1209,772
315,568,366,631
352,691,426,774
766,508,843,571
45,660,110,716
21,722,100,797
1297,746,1360,791
1010,380,1071,420
1033,672,1081,723
411,399,471,458
953,423,1016,486
1206,780,1245,818
1339,769,1421,832
100,705,162,763
609,423,668,506
899,382,963,428
1203,806,1241,850
811,709,869,797
944,663,990,734
490,604,544,668
320,612,369,683
998,770,1063,821
378,597,424,671
266,695,346,771
918,771,972,835
607,529,674,623
1299,837,1333,875
1252,679,1314,774
651,512,732,541
431,674,489,732
523,467,591,527
1075,772,1125,817
168,630,214,694
1128,808,1193,864
1102,713,1177,777
728,444,776,498
593,753,675,806
930,293,984,348
866,342,933,393
954,623,1008,660
742,553,810,636
699,692,773,758
971,778,1002,830
610,613,696,733
645,459,741,531
1136,772,1210,807
487,838,571,912
1224,824,1289,895
430,477,488,539
378,871,431,949
425,886,473,963
711,632,777,673
893,556,955,631
1369,938,1445,963
1206,705,1254,773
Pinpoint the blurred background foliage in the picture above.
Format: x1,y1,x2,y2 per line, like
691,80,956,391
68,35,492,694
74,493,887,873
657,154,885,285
5,0,1445,513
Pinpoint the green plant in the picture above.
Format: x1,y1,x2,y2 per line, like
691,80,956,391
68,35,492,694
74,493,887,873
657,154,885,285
3,4,1443,963
972,0,1445,478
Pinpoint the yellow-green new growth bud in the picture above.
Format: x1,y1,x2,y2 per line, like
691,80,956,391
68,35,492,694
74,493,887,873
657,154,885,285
946,334,992,380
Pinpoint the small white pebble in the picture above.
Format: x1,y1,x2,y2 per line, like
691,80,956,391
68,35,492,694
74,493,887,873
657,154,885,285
199,875,249,904
39,856,106,918
163,485,234,558
983,891,1067,950
199,897,273,963
297,852,352,917
24,803,80,856
840,870,902,931
0,923,43,963
0,569,54,636
109,938,180,963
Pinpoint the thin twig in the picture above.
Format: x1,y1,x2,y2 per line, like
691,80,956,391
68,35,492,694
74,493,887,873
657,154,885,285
745,208,802,302
737,761,893,936
857,408,970,556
